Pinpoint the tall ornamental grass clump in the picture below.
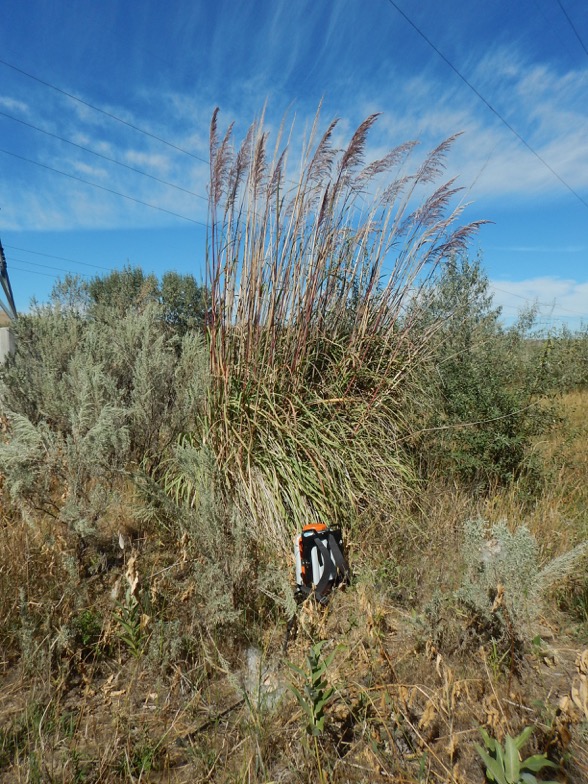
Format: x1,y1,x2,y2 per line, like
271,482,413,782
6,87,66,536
202,107,485,545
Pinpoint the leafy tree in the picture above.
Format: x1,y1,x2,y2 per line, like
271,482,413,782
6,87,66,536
49,273,90,314
87,265,159,317
159,271,208,335
409,256,549,489
48,267,208,335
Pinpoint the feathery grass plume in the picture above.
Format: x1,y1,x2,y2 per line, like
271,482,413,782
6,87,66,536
204,106,485,549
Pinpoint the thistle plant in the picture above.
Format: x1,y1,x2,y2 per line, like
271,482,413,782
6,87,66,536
287,641,338,784
287,641,337,736
475,726,558,784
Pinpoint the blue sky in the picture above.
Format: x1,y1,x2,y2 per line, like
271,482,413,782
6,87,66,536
1,0,587,328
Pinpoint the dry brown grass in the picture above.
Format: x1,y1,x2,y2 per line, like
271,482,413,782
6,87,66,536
484,390,588,553
2,457,588,783
2,390,588,781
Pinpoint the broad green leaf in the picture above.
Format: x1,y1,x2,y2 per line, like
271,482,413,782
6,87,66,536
479,727,497,752
315,694,334,714
495,742,505,773
521,754,557,773
285,662,306,678
323,649,338,668
312,672,327,687
504,735,520,783
474,744,508,784
514,725,535,751
286,683,311,718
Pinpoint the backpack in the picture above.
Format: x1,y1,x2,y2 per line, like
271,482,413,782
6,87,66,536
294,523,350,605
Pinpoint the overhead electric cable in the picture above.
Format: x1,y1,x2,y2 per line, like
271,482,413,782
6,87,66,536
0,147,208,227
0,109,208,201
531,0,574,62
385,0,588,211
0,57,210,165
555,0,588,56
489,282,587,317
9,264,63,279
5,244,114,272
9,256,92,278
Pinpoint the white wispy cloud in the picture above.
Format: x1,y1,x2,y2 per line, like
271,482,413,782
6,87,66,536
1,11,587,235
0,95,29,114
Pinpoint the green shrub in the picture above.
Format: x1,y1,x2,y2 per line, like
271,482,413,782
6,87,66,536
0,302,208,535
539,325,588,393
457,518,588,643
407,256,551,489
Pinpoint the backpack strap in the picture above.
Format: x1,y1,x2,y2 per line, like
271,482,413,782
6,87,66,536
326,532,351,584
295,582,313,600
312,535,337,604
312,532,351,604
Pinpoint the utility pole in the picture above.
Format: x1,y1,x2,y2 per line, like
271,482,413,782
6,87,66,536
0,236,17,363
0,237,17,321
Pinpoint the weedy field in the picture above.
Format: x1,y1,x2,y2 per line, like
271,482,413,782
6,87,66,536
1,109,588,783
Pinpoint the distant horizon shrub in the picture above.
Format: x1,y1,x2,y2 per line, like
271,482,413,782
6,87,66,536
50,266,209,336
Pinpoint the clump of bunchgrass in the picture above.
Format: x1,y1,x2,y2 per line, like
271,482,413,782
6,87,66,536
204,106,485,548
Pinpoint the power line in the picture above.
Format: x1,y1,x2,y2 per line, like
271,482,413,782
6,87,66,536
5,244,114,272
489,283,587,317
0,57,210,165
532,0,575,64
555,0,588,57
9,256,92,278
9,264,63,279
0,147,208,227
0,109,208,201
0,61,304,203
385,0,588,211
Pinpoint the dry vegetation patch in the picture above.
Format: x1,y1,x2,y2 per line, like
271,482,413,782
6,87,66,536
1,510,588,782
2,108,588,782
